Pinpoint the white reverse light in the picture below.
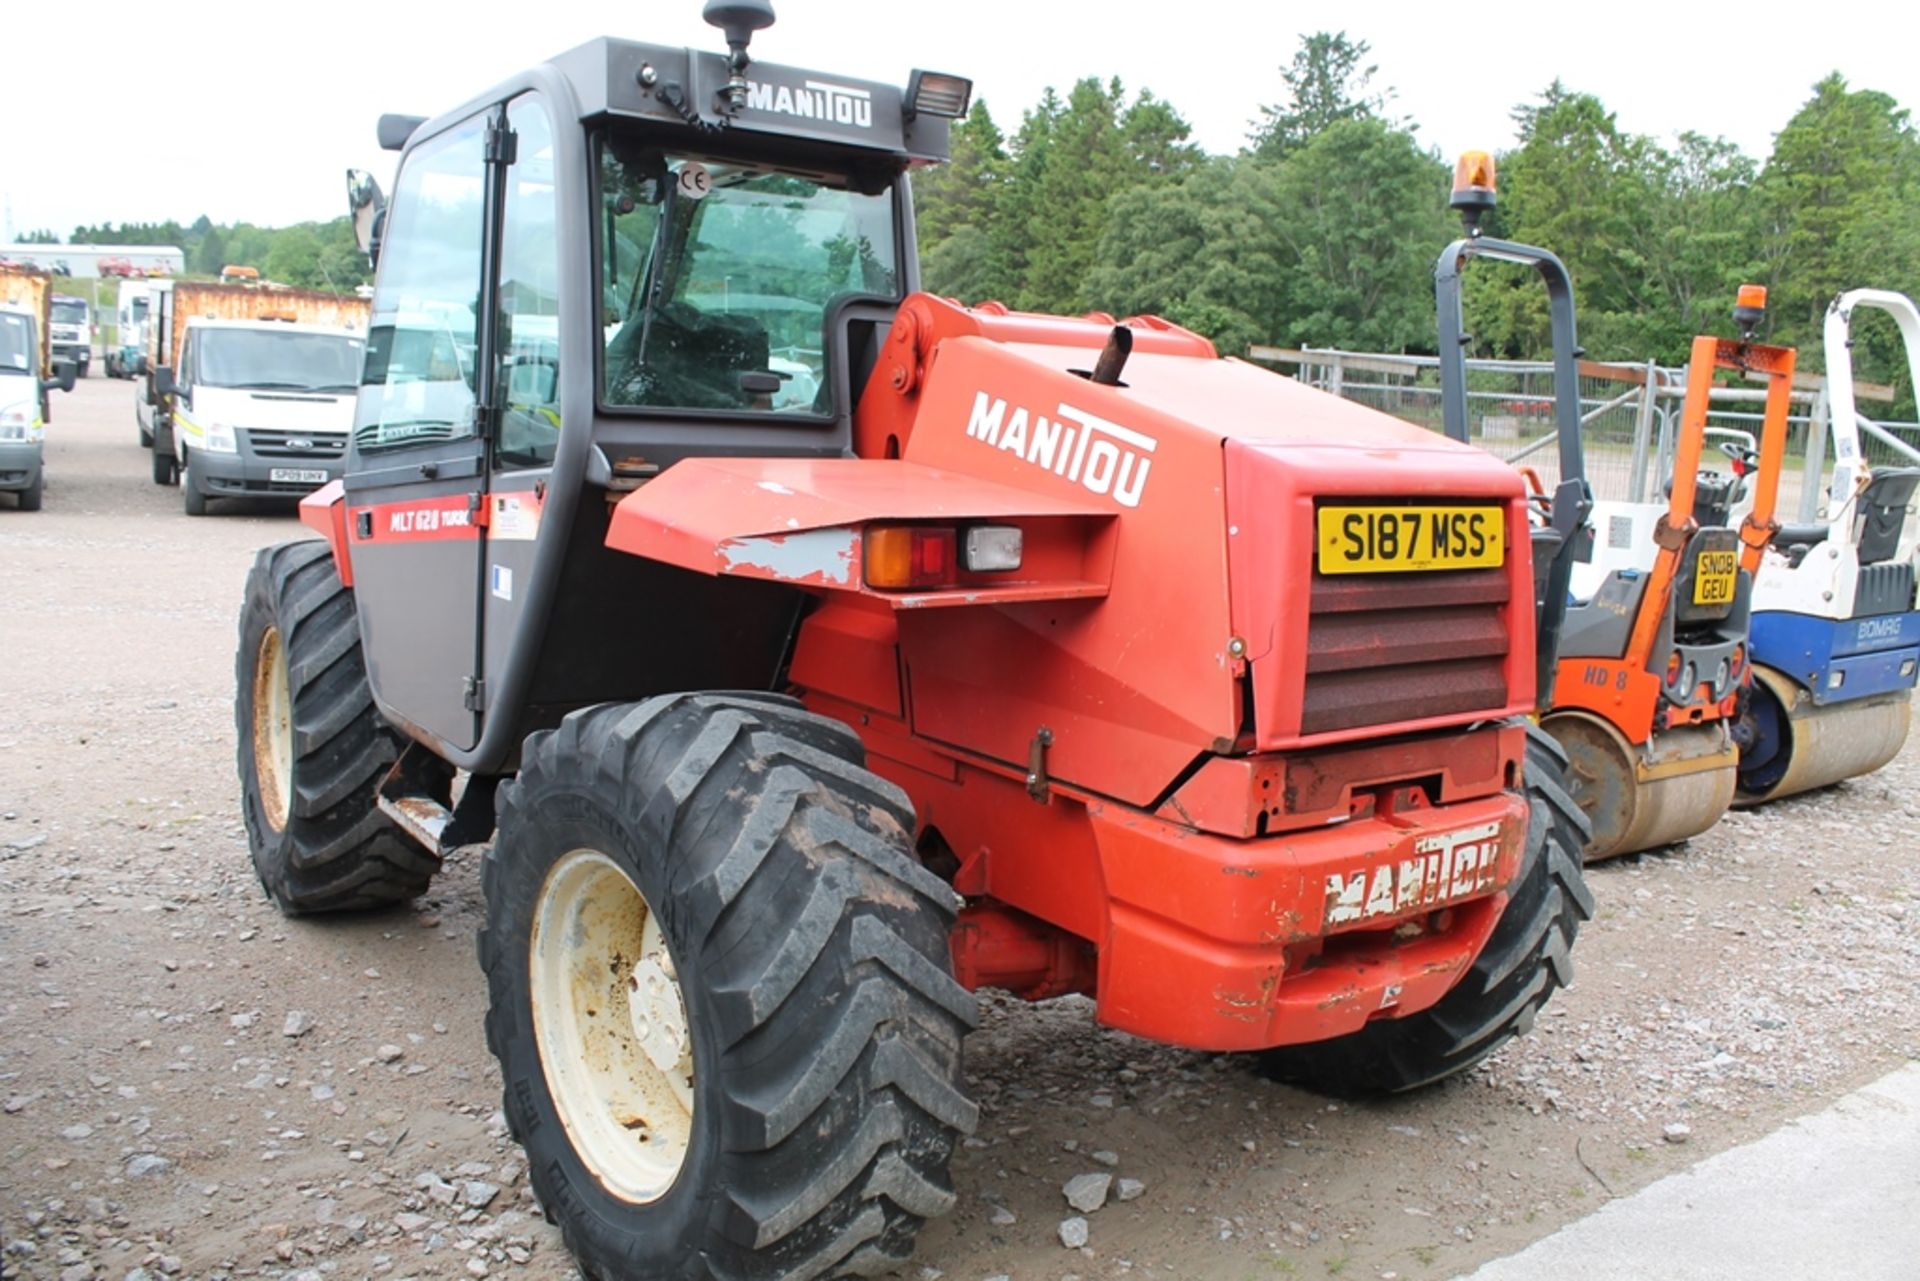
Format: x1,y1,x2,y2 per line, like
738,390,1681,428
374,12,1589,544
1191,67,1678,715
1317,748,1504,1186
964,525,1022,573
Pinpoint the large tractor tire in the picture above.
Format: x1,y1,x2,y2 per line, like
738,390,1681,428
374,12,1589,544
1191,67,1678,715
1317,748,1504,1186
1257,723,1593,1095
480,694,978,1281
235,540,435,914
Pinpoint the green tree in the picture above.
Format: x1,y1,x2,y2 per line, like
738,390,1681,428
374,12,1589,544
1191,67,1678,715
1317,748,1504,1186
192,225,229,275
1248,32,1388,161
913,100,1015,300
1264,119,1453,350
1086,158,1283,355
1468,82,1663,357
1754,72,1920,366
996,77,1199,313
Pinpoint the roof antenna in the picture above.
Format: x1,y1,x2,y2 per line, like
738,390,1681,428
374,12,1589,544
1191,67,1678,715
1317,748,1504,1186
704,1,776,112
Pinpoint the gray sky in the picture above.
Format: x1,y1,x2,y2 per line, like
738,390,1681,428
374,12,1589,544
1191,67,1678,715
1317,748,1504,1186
6,0,1914,240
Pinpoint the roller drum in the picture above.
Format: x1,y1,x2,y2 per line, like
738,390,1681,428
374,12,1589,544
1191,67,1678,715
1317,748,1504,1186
1735,665,1912,804
1542,712,1737,861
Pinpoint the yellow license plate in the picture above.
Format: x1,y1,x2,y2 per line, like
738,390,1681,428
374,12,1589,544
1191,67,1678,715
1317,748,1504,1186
1693,550,1738,605
1317,505,1504,573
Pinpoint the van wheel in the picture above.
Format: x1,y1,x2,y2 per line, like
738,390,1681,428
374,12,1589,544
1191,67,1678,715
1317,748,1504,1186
151,441,175,485
1256,722,1593,1094
18,471,43,512
482,694,978,1280
182,450,207,515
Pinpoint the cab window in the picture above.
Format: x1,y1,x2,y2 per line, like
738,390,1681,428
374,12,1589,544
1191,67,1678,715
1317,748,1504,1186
355,116,486,453
597,135,899,416
495,95,562,470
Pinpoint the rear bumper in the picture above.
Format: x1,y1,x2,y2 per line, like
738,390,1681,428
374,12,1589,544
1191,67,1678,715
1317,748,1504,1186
0,441,43,490
1090,786,1528,1050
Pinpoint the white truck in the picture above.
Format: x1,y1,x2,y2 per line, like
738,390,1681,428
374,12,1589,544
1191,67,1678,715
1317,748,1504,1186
143,280,370,514
49,293,92,379
0,267,77,510
108,279,153,382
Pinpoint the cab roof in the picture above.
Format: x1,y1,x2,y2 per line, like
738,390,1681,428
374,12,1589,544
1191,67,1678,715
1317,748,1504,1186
547,38,952,164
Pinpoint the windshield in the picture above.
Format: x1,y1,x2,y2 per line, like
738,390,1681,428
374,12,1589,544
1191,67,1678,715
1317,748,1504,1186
598,135,900,416
197,328,364,392
128,298,150,322
0,314,33,373
52,300,87,325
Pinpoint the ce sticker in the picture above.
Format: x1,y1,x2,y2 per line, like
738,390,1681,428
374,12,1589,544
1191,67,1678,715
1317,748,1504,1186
677,162,713,201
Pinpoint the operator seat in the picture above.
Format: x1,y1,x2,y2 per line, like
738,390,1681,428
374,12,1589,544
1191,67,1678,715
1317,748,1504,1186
1855,467,1920,566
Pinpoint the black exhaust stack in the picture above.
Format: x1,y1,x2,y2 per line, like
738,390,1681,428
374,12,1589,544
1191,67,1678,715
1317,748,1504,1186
1090,326,1133,386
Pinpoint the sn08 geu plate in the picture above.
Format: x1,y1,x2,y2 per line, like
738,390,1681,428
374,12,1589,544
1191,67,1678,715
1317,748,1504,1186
1317,505,1504,574
1692,549,1738,606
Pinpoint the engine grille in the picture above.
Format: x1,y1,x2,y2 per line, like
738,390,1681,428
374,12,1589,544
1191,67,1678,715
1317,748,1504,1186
1302,568,1512,735
247,430,346,459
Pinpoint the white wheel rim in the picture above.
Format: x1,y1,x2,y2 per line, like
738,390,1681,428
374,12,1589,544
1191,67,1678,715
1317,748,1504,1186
530,849,695,1203
250,626,293,831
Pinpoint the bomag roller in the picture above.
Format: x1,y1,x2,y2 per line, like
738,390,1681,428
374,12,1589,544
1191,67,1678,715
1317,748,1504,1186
232,8,1590,1277
1735,287,1920,801
1433,155,1791,861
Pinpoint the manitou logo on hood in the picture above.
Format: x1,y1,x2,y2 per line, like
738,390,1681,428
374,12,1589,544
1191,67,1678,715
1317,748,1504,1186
965,391,1156,508
746,78,874,128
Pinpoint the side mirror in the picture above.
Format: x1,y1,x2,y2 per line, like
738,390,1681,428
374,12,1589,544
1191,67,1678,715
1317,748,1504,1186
53,362,76,394
347,168,387,263
154,366,177,397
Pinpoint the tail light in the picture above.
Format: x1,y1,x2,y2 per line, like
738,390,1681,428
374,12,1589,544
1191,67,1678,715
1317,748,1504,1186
865,526,955,589
864,524,1024,590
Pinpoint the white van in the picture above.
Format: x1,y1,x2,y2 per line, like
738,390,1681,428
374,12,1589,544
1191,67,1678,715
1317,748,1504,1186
159,318,364,515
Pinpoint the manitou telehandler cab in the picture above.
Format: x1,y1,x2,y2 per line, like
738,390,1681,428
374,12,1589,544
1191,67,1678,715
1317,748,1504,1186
1434,156,1789,861
1735,288,1920,801
233,8,1589,1278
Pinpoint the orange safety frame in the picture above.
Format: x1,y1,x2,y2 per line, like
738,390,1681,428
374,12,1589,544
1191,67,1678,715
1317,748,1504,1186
1550,333,1795,741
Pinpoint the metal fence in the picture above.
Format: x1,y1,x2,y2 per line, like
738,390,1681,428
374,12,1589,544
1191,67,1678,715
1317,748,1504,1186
1256,345,1920,522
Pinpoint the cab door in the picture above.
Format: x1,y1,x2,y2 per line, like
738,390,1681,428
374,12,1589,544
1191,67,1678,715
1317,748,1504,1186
344,109,504,749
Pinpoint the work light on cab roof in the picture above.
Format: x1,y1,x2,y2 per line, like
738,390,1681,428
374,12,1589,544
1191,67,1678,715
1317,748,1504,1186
1450,149,1498,232
1734,283,1768,338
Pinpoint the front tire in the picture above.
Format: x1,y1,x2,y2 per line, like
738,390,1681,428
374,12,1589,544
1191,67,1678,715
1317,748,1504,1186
18,471,43,512
181,449,206,515
482,694,978,1281
236,540,435,913
1257,723,1593,1094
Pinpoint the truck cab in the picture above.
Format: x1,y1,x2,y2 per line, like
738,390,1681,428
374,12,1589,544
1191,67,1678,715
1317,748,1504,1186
49,293,91,379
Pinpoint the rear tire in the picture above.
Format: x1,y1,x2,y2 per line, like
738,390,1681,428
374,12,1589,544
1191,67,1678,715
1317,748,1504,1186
1257,722,1593,1094
481,694,978,1281
236,540,435,914
181,449,206,515
17,471,43,512
150,440,174,484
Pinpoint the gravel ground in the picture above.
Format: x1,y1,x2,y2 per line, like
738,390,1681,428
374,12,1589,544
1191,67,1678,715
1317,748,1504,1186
3,377,1917,1281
